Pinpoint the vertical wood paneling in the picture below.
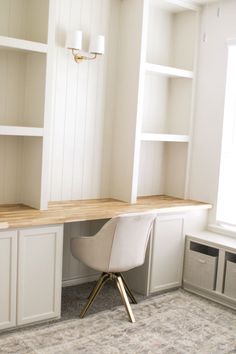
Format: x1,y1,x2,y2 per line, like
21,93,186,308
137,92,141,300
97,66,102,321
60,0,80,200
24,53,46,128
49,0,72,200
63,220,107,283
0,52,26,126
21,137,43,209
70,0,90,199
82,0,101,199
138,142,166,196
0,136,22,204
49,0,120,202
0,0,48,43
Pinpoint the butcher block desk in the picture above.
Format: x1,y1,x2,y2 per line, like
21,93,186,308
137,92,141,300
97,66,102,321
0,195,211,331
0,195,211,230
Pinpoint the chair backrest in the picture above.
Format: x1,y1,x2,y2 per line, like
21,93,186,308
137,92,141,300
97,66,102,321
100,212,156,272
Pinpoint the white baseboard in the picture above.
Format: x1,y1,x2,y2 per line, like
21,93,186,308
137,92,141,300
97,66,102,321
62,273,99,287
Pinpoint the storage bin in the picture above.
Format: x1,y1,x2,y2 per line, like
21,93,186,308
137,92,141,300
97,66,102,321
184,241,218,290
224,259,236,299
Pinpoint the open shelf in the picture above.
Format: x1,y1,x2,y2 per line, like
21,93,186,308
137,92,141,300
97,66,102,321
138,141,188,199
145,63,193,79
0,49,46,128
142,73,192,135
0,136,43,208
141,133,190,142
0,0,50,210
147,0,198,71
0,0,49,44
0,126,44,137
0,36,48,53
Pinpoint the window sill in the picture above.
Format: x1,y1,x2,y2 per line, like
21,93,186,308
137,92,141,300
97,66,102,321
208,224,236,238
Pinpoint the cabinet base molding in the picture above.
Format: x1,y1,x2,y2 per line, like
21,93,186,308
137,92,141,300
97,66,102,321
62,274,99,288
184,283,236,311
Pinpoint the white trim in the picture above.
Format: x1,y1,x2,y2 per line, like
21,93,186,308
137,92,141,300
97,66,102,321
208,224,236,238
145,63,193,79
62,274,99,287
0,36,48,53
151,0,199,12
0,126,44,137
141,133,190,142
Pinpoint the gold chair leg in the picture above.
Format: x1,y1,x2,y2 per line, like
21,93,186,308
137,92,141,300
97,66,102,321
87,272,105,300
119,273,137,304
80,273,109,318
115,275,135,323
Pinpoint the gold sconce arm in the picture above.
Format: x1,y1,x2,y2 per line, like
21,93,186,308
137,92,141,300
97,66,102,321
72,49,97,63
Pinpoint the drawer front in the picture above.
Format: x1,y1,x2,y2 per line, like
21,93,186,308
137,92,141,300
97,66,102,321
224,261,236,299
184,250,217,290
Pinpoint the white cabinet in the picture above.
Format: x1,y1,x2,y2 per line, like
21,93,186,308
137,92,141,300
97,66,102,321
0,231,17,330
0,225,63,331
17,226,63,325
124,209,208,295
150,216,184,293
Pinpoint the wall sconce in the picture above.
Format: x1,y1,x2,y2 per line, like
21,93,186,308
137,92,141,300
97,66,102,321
66,30,105,63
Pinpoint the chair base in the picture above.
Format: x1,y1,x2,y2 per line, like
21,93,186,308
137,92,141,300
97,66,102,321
80,272,137,323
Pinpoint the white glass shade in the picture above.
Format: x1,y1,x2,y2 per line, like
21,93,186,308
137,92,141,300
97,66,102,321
89,35,105,55
66,30,82,49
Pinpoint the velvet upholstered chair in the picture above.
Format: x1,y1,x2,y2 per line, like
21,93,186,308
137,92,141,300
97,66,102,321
70,212,156,323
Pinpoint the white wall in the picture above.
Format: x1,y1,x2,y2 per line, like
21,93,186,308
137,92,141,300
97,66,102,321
49,0,120,201
189,0,236,222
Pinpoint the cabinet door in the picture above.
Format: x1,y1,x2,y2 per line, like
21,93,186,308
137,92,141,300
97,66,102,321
17,225,63,325
150,216,184,293
0,231,17,330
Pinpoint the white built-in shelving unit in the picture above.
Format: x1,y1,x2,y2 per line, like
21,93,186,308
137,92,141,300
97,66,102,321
111,0,199,203
0,0,54,209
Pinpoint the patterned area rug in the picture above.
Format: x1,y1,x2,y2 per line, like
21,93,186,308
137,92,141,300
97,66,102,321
1,289,236,354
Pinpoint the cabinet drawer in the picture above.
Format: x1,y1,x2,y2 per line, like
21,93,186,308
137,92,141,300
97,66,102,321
224,260,236,299
184,241,218,290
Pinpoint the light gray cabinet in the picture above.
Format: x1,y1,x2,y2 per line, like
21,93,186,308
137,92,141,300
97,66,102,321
0,231,17,330
17,226,63,325
124,209,208,296
0,225,63,331
149,216,185,293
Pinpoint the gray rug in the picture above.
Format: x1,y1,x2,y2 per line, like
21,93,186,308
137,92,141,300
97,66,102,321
1,288,236,353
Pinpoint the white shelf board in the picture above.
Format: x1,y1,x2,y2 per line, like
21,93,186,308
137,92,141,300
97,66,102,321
141,133,190,142
150,0,199,12
0,125,44,137
0,36,48,54
145,63,193,79
186,231,236,251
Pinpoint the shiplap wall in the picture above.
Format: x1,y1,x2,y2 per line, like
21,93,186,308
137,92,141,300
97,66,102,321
49,0,120,201
63,218,108,285
0,0,48,43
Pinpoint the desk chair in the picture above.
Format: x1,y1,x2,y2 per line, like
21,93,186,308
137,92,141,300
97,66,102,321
70,212,156,323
